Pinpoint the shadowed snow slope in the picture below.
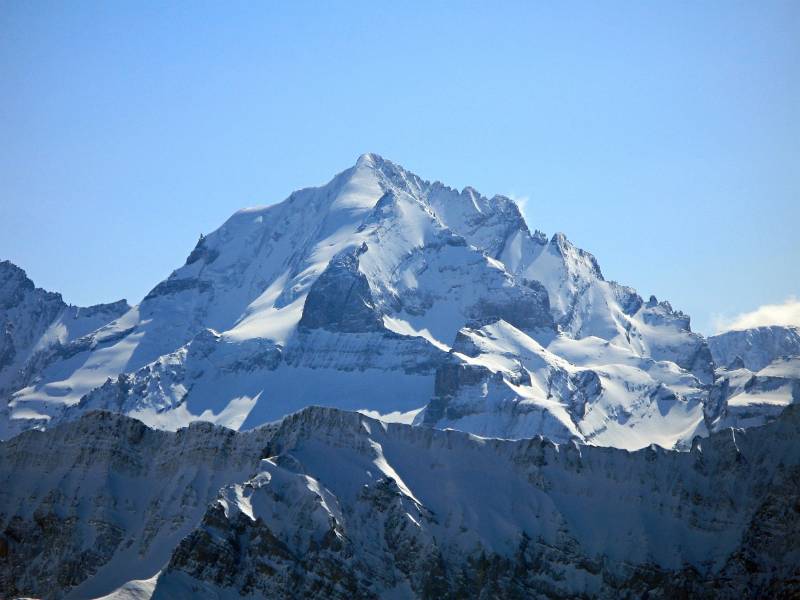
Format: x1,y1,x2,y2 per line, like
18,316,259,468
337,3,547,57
708,325,800,371
1,154,797,449
0,407,798,599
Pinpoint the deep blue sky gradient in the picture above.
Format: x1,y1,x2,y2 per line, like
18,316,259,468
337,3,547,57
1,1,798,334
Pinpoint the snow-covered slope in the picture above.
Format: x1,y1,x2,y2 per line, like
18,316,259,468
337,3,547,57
0,411,275,599
0,261,129,438
1,407,798,599
1,154,796,449
517,234,714,384
419,319,709,450
706,356,800,431
708,325,800,371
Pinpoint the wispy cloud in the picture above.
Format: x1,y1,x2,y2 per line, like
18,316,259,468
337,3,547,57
713,297,800,334
507,193,529,214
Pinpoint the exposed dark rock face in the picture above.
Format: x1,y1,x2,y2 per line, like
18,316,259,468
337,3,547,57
185,234,220,266
422,360,497,423
299,245,383,334
467,278,553,333
568,370,602,418
680,339,716,385
143,277,212,301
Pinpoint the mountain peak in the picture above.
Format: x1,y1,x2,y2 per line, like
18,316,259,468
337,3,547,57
0,259,63,308
355,152,383,168
548,232,604,280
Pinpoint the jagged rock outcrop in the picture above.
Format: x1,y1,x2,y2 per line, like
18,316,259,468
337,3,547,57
298,244,383,333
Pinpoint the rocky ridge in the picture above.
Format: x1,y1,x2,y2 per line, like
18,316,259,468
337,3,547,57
0,406,798,599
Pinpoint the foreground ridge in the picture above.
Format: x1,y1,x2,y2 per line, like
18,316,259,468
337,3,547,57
1,405,798,598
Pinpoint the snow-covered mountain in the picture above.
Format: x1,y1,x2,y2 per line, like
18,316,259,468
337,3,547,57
3,154,799,599
1,154,797,449
0,261,130,438
1,406,798,599
709,325,800,371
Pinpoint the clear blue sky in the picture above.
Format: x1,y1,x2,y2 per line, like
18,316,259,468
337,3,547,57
1,1,798,335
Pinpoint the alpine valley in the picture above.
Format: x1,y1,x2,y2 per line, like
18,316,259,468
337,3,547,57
1,154,798,599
